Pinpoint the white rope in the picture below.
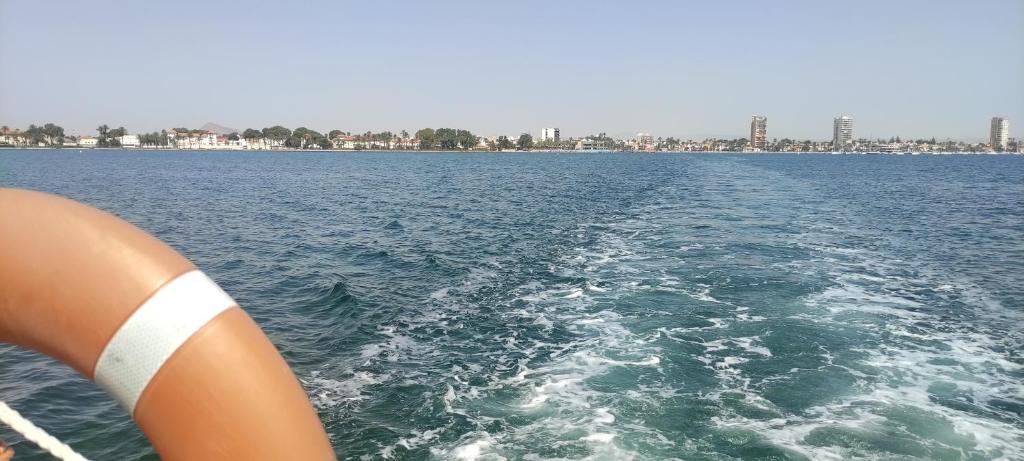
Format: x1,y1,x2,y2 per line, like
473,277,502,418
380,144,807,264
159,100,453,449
0,400,90,461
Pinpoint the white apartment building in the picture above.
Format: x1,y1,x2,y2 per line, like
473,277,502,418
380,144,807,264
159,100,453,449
833,116,853,151
750,115,767,151
990,117,1009,152
540,127,560,142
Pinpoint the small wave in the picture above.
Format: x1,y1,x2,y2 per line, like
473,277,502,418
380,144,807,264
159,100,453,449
309,279,356,307
430,286,452,299
563,288,585,299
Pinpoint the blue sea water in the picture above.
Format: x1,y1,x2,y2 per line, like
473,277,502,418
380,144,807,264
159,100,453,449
1,150,1022,460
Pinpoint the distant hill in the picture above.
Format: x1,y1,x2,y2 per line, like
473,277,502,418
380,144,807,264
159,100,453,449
200,122,240,135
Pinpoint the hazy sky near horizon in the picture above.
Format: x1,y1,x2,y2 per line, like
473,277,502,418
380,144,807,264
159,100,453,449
1,0,1022,140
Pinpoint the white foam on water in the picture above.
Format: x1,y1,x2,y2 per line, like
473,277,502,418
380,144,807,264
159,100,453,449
580,433,615,443
359,343,384,359
445,436,505,461
732,336,772,357
390,426,446,454
444,383,457,413
357,324,420,363
593,408,615,425
712,415,846,461
510,363,531,383
563,289,585,299
304,369,391,408
685,285,721,303
714,356,748,370
700,335,773,363
342,195,1018,460
807,283,930,318
423,220,666,460
313,234,668,459
633,356,661,366
734,312,767,322
453,441,489,460
430,286,452,299
532,314,554,329
726,230,1024,459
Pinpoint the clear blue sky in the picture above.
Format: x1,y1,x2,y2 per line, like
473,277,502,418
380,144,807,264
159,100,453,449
1,0,1021,141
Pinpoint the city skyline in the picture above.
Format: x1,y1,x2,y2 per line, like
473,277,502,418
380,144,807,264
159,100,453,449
1,116,1016,153
0,115,1013,147
1,1,1022,140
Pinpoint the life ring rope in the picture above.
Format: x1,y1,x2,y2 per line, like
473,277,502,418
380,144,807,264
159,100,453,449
0,400,90,461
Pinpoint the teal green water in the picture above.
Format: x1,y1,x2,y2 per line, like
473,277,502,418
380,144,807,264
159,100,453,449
1,150,1022,460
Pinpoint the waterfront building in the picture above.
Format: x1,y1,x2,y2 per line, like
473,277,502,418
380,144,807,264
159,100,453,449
331,134,356,150
990,117,1009,152
635,132,653,151
576,139,608,151
750,115,767,151
77,136,98,148
0,127,23,146
118,134,140,148
540,128,560,142
833,116,853,152
200,130,218,148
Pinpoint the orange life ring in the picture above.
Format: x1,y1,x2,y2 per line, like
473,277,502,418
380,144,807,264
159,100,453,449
0,188,335,460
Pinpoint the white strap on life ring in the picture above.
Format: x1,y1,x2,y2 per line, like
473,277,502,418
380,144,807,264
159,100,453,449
93,270,236,415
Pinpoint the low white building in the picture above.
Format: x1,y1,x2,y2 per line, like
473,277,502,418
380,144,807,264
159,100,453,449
576,139,608,151
78,137,99,147
331,135,356,150
199,131,218,148
118,134,140,147
0,129,24,146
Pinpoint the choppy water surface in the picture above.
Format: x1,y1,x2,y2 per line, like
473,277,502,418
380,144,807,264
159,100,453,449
1,150,1022,460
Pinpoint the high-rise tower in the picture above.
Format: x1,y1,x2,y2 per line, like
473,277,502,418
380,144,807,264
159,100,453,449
990,117,1009,152
833,116,853,152
750,115,767,151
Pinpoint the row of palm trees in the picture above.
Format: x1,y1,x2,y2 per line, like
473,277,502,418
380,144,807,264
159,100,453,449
1,123,66,146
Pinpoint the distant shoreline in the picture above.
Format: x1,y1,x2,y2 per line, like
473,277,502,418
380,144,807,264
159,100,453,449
1,146,1021,156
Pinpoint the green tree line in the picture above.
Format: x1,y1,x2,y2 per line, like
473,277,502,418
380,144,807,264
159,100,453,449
414,128,478,150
